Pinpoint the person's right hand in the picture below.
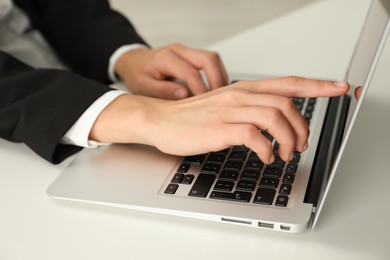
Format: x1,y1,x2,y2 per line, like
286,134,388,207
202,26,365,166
90,76,349,164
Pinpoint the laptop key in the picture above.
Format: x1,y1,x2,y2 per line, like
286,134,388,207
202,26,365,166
232,145,249,152
279,184,292,195
268,156,285,168
213,148,230,155
286,163,298,173
171,173,184,183
183,155,206,164
181,174,195,185
219,169,239,181
275,195,289,207
249,151,260,160
164,184,179,195
201,163,221,174
283,174,295,184
207,153,226,163
253,188,276,205
245,159,264,170
308,98,317,105
177,163,190,173
188,174,216,198
290,152,301,163
292,97,305,104
224,160,243,171
260,177,280,188
236,180,256,191
241,169,261,181
295,103,303,111
304,112,312,121
305,104,315,113
229,151,247,161
263,167,283,178
210,191,252,202
214,180,234,191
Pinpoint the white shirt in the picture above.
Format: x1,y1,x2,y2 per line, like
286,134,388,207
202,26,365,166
61,43,148,148
0,0,147,148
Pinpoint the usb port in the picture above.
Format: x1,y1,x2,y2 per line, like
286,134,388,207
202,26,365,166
258,222,274,229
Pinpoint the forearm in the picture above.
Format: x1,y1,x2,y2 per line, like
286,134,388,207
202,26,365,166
0,52,111,163
14,0,149,83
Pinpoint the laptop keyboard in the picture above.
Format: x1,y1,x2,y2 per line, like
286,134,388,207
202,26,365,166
164,97,317,207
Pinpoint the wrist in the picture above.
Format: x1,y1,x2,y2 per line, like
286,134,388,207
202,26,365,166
114,48,150,81
109,44,148,82
89,94,155,146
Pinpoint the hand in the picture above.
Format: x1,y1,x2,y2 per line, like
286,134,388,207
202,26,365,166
114,43,228,100
90,76,349,164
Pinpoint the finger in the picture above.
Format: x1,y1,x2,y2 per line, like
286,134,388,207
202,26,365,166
247,94,309,153
238,76,350,98
198,53,228,90
169,44,228,90
206,88,308,153
202,57,229,90
158,51,209,95
218,59,229,86
226,124,275,164
136,77,190,100
223,106,297,162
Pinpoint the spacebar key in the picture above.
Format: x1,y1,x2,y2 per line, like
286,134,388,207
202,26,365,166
210,191,252,202
188,174,216,198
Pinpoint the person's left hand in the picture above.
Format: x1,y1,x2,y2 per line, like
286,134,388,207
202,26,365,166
114,43,228,100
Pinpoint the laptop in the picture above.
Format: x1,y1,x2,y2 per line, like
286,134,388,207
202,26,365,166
47,1,390,233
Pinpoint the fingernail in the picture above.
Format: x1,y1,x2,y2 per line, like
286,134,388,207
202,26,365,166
288,153,294,162
269,154,275,164
333,81,347,87
302,142,308,152
174,89,187,99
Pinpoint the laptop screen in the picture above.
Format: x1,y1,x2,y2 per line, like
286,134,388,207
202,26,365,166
312,8,390,228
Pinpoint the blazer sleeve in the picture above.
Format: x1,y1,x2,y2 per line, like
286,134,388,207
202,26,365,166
0,51,112,164
14,0,149,84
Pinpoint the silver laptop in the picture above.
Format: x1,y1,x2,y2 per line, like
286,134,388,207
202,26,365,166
47,1,390,233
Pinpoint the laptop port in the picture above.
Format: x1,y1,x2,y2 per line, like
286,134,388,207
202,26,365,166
221,218,252,225
280,225,291,231
258,222,274,229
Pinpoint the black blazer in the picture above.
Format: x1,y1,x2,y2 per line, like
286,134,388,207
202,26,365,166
0,0,148,164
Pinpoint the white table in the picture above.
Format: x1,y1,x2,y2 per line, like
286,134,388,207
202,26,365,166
1,0,389,259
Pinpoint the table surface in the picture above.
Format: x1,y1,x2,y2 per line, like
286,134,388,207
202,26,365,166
1,0,389,259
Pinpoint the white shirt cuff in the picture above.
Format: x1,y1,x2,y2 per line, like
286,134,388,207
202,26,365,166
108,43,148,82
60,90,127,148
